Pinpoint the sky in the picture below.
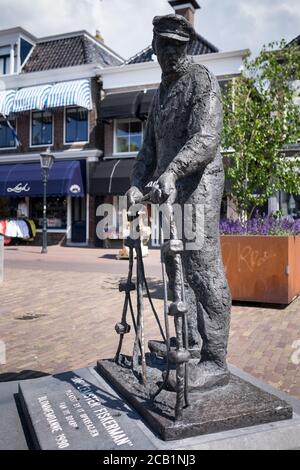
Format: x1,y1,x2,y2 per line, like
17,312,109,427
0,0,299,60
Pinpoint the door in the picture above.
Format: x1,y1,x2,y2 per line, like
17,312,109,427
71,197,86,243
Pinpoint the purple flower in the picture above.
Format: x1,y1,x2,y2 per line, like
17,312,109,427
220,213,300,236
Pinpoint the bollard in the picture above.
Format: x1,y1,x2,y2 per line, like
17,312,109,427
0,235,3,284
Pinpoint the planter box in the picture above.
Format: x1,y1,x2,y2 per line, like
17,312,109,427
221,235,300,304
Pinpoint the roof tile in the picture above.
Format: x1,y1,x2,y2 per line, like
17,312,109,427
126,32,218,65
22,35,122,73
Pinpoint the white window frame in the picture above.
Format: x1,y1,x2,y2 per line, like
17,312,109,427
63,106,90,145
0,116,18,150
0,55,10,76
0,46,11,76
19,35,35,70
30,110,54,148
113,118,143,157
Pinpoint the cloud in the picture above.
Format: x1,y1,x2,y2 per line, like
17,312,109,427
0,0,299,59
199,0,300,56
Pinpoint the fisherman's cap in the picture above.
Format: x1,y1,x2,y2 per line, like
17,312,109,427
153,14,195,43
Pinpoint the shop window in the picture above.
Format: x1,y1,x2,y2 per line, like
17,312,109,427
0,197,10,218
219,80,230,95
30,197,67,229
114,119,143,154
0,117,17,148
31,111,53,146
65,107,89,143
279,192,300,219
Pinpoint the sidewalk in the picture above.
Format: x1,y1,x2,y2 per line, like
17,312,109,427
0,245,299,400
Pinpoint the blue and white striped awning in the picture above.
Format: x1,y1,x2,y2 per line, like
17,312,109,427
12,84,52,113
46,79,92,110
2,79,92,114
0,90,17,116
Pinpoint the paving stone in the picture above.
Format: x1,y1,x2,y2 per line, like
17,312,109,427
0,245,299,403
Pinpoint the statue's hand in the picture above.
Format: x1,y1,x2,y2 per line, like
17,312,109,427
126,186,143,206
151,172,177,204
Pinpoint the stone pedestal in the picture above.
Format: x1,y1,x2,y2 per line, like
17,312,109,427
97,357,293,441
1,365,299,450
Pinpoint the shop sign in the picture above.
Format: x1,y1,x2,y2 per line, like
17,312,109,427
6,183,31,194
70,185,81,194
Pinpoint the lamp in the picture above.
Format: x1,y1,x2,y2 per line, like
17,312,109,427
39,148,55,254
40,148,55,171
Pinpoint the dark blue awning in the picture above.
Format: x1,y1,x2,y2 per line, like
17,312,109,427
0,161,85,197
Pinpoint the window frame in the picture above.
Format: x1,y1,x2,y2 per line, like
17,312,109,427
0,116,17,150
113,118,144,156
0,54,10,76
63,106,90,145
30,110,54,148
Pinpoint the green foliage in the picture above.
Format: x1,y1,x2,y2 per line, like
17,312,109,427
222,40,300,219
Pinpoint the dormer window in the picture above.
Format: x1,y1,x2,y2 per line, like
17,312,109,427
0,46,11,75
0,29,35,76
20,38,33,65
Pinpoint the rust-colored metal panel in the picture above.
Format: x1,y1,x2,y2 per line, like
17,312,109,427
295,237,300,296
220,236,300,304
288,236,300,303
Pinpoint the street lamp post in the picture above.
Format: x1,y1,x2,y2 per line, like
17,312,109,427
40,149,55,254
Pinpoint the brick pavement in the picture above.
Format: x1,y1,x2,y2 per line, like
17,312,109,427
0,246,300,401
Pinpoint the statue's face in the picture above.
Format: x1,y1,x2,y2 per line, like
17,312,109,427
152,34,188,73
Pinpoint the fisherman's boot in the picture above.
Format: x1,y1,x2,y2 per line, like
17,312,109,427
164,358,230,393
163,330,230,393
149,338,201,360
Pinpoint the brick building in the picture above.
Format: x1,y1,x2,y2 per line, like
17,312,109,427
0,1,249,248
0,27,123,246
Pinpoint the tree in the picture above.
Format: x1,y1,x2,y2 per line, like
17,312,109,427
222,40,300,220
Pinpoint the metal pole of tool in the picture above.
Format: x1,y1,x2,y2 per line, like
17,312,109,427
135,236,147,385
115,202,166,382
150,212,172,402
114,244,134,364
167,202,190,420
114,190,191,420
149,196,190,420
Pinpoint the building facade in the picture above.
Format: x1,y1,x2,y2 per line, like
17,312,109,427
0,1,252,248
90,0,249,246
0,27,123,246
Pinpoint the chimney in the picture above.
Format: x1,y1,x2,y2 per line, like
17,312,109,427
168,1,200,26
95,29,104,43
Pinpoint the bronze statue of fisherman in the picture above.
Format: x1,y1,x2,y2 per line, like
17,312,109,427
127,14,231,391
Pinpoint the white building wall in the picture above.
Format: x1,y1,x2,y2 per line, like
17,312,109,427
99,49,249,91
